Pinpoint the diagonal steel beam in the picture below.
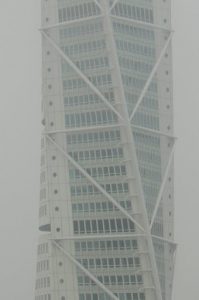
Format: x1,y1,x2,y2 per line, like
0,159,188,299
152,235,177,247
150,143,175,229
41,15,103,30
46,134,145,233
41,30,123,121
43,123,123,136
101,3,163,299
109,0,119,12
52,240,119,300
93,0,103,11
110,15,172,32
50,233,146,240
132,124,177,140
130,32,173,121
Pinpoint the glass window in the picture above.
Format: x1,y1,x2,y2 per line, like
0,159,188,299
81,242,86,251
113,240,118,249
104,219,109,232
89,259,94,269
85,221,91,233
92,220,97,233
98,220,103,232
104,276,109,285
123,219,128,232
110,219,116,232
117,276,123,285
115,258,120,267
116,219,122,232
124,275,129,285
128,258,134,267
131,275,136,284
109,258,114,268
79,221,85,233
73,221,79,233
96,259,101,268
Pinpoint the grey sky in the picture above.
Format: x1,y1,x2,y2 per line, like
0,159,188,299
0,1,198,299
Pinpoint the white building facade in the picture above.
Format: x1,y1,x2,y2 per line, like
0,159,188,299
35,1,176,300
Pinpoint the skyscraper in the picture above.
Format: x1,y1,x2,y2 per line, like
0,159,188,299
35,1,176,300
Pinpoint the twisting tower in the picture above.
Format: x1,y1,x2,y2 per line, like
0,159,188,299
35,1,176,300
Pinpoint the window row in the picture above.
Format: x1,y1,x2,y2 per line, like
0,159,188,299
78,274,143,286
64,91,114,107
72,199,131,214
62,56,109,74
116,39,155,58
73,218,135,234
113,3,153,23
74,239,138,252
35,277,50,290
113,22,155,41
86,165,126,177
143,183,159,199
119,56,153,74
35,294,51,300
75,56,109,71
60,21,103,39
70,165,126,179
139,166,161,182
79,292,145,300
151,221,164,236
66,130,121,145
63,73,112,90
77,256,140,269
68,147,123,162
141,95,159,110
65,110,118,128
137,149,161,165
122,74,157,92
133,111,159,130
64,94,101,107
126,93,159,113
70,182,129,196
36,260,49,273
37,243,48,255
91,73,112,86
133,131,160,147
58,2,100,22
62,39,106,56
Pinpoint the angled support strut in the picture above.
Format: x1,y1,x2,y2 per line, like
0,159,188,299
52,240,119,300
41,30,123,121
150,143,175,229
46,134,145,233
130,32,173,121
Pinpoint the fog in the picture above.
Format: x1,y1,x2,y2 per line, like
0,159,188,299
0,1,198,299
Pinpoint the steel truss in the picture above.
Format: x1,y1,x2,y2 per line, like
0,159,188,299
40,1,176,299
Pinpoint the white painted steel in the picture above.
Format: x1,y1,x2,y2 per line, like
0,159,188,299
46,134,145,233
53,240,119,300
41,30,124,121
101,2,163,299
130,32,173,121
36,1,175,300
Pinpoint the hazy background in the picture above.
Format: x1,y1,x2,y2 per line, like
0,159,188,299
0,1,198,299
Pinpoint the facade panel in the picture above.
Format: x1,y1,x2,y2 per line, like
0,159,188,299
35,1,175,300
